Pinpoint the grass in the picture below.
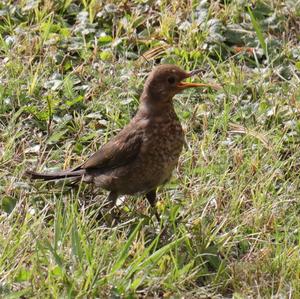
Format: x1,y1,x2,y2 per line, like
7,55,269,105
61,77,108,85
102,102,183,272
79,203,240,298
1,0,300,297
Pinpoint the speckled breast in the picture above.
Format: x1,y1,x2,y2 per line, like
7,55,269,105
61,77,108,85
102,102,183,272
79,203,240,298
138,116,184,187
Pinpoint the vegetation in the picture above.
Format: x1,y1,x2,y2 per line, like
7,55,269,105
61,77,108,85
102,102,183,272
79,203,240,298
1,0,300,297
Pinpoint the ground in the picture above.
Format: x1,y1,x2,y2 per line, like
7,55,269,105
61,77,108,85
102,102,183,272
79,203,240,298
1,0,300,297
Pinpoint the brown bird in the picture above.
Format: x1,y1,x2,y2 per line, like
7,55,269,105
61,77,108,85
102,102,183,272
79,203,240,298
26,64,219,219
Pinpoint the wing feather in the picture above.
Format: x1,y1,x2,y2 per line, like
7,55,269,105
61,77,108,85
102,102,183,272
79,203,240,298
80,126,143,172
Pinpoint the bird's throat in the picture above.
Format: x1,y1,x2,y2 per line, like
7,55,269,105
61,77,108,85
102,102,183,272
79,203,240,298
139,92,175,116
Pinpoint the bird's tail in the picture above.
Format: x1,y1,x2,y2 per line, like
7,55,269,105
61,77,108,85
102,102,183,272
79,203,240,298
24,169,85,181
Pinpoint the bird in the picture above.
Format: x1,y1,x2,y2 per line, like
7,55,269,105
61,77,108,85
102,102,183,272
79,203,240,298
25,64,219,219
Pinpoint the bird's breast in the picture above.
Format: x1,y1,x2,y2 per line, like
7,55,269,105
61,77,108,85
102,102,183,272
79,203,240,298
140,118,184,171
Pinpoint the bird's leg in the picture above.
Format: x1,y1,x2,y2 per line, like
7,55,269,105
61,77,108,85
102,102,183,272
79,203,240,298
146,189,160,221
107,191,118,207
103,191,119,225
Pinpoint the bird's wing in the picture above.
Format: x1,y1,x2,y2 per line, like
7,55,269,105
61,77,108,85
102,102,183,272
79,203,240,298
79,126,143,172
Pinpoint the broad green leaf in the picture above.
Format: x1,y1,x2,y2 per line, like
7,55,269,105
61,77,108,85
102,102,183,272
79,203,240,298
1,196,17,214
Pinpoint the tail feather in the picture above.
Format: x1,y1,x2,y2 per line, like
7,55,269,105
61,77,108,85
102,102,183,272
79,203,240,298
24,169,85,181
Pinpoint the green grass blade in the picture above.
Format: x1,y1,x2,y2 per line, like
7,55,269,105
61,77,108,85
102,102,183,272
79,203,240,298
110,219,144,273
133,235,187,272
125,233,161,278
71,220,83,262
247,6,267,56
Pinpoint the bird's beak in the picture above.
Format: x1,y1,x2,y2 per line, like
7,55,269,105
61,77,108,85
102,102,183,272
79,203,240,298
176,69,221,90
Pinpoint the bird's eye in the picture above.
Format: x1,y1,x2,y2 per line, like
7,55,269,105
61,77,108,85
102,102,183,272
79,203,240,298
167,77,176,84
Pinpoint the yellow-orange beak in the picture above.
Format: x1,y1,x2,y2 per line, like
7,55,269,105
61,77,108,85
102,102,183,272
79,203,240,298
176,81,221,90
176,69,221,90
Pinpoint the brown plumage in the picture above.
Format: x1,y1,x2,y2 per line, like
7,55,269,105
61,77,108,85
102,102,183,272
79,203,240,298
25,64,219,218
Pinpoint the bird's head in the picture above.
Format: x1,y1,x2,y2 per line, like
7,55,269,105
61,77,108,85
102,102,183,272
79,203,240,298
142,64,220,106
